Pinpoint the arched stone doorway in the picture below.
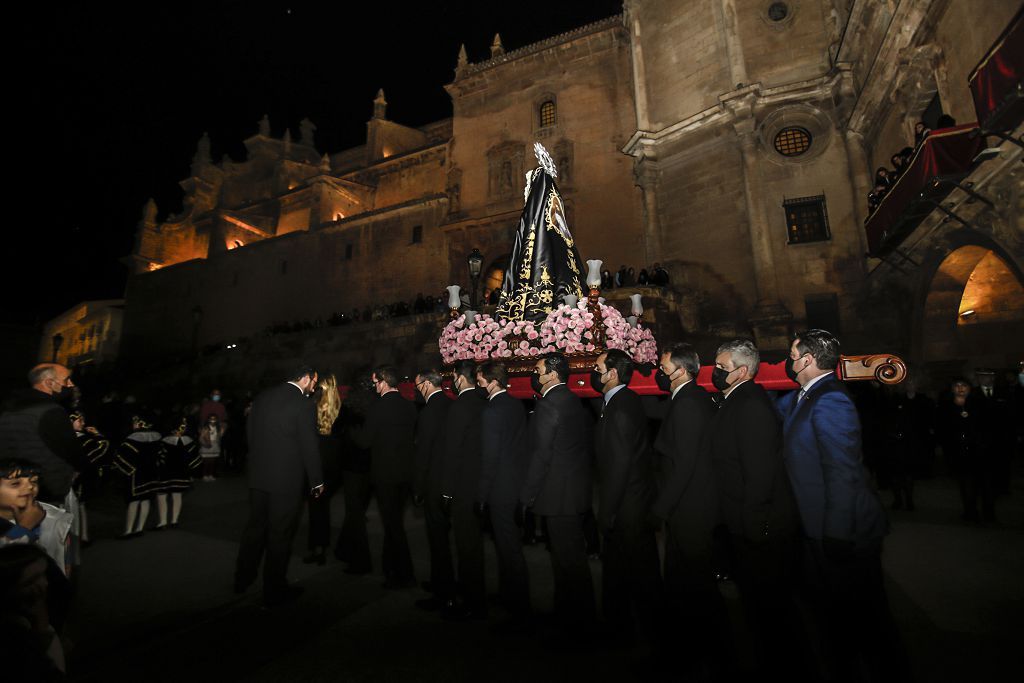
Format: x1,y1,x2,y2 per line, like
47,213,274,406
919,245,1024,376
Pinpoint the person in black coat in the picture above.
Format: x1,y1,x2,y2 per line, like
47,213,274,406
708,340,804,677
440,360,488,619
592,350,661,641
520,353,595,629
412,368,454,609
938,378,995,522
234,365,324,607
355,365,418,588
651,343,728,671
333,376,374,572
476,360,532,624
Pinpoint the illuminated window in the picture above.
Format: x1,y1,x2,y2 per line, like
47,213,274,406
539,100,556,128
774,127,812,156
411,225,422,244
783,195,831,244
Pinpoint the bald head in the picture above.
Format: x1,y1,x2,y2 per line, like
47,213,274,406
29,363,73,396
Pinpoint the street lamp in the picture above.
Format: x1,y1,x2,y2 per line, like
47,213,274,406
51,333,64,363
467,248,484,309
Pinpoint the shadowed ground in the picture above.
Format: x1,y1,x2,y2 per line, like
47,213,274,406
65,465,1023,681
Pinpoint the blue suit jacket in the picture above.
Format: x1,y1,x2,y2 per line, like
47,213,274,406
776,375,887,547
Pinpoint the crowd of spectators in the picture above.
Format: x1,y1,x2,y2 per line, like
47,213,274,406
598,262,671,290
867,114,957,217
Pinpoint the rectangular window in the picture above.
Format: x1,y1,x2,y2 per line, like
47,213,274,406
411,225,423,244
783,195,831,244
805,293,841,334
345,244,353,260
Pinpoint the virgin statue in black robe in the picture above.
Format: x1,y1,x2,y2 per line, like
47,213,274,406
495,143,585,322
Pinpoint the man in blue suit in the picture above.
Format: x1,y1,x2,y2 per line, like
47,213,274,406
779,329,908,681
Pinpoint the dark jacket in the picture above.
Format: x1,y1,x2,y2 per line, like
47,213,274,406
707,380,798,542
246,383,323,496
520,383,592,516
652,381,719,540
595,387,653,532
479,391,529,505
443,389,486,501
414,390,451,497
356,390,417,485
0,389,79,501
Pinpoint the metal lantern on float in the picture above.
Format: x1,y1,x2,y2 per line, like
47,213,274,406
467,248,484,309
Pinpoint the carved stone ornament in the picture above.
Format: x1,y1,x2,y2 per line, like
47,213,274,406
838,354,908,385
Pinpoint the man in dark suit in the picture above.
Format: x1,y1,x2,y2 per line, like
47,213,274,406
708,339,803,676
592,349,661,640
441,360,488,620
779,329,907,681
357,364,418,588
234,365,324,607
651,342,727,668
521,353,595,628
412,368,453,610
476,360,531,624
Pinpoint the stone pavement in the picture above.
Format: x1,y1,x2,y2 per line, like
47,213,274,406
64,468,1023,682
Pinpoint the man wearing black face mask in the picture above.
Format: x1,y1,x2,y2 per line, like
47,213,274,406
0,364,80,503
440,360,488,620
520,353,595,633
592,349,661,642
706,339,803,676
650,343,727,672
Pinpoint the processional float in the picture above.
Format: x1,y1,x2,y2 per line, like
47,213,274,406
438,144,906,399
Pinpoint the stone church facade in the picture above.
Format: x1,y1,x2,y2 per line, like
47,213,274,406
122,1,1022,382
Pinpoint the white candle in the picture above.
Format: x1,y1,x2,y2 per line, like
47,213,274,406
586,260,603,288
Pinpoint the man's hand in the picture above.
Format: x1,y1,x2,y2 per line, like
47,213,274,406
85,426,100,435
310,483,326,499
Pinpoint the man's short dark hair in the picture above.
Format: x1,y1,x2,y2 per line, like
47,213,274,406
542,353,570,383
289,364,317,383
452,360,477,384
373,364,400,389
0,459,40,479
416,368,443,388
664,342,700,378
476,361,508,389
794,329,841,371
603,348,634,386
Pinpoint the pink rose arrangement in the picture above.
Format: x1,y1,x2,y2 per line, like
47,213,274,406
439,300,658,364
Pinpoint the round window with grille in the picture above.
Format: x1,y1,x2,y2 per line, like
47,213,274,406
767,2,789,21
773,127,812,156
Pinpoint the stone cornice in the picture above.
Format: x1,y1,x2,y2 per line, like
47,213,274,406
319,193,448,231
342,143,448,184
622,73,843,160
453,14,623,82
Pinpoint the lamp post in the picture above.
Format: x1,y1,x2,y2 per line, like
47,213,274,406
51,333,64,363
467,248,484,309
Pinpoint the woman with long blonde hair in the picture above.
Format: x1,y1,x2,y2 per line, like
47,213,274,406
304,373,342,565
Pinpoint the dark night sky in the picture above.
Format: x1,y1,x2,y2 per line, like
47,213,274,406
10,0,623,326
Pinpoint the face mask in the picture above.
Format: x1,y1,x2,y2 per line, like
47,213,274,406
711,367,733,392
784,356,802,382
655,369,674,393
212,395,221,402
590,369,607,394
55,385,72,402
530,372,544,395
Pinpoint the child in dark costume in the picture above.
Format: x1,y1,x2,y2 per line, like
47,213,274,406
112,416,165,538
70,411,110,545
157,418,202,529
